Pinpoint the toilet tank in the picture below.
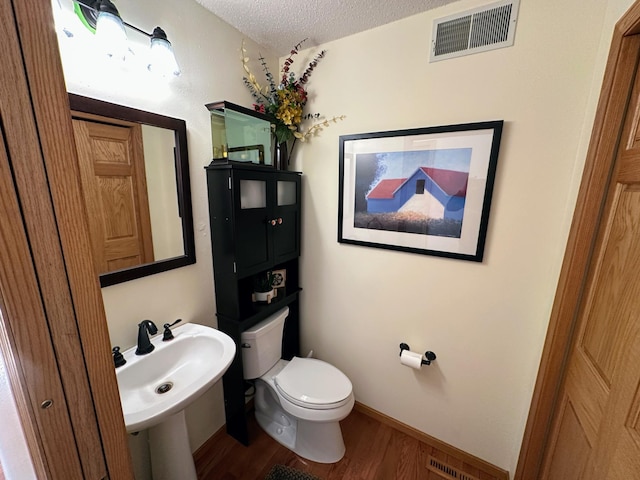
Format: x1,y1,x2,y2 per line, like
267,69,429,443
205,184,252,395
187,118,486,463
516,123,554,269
241,306,289,379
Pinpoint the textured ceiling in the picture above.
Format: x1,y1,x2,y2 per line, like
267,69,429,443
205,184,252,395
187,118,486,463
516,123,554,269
195,0,464,55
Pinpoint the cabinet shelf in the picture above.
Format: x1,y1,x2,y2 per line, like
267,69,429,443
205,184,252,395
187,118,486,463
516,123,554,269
218,287,302,330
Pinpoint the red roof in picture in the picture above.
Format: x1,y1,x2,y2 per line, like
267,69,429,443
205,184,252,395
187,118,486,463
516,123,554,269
367,178,408,199
419,167,468,196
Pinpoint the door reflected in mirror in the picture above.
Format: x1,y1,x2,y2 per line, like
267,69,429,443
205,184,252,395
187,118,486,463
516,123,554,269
69,94,195,287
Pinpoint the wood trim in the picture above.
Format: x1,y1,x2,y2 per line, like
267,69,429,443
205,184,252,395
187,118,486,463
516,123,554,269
353,402,509,480
515,4,640,479
11,0,135,477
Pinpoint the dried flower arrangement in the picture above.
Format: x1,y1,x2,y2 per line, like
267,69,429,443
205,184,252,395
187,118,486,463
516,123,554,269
241,39,345,156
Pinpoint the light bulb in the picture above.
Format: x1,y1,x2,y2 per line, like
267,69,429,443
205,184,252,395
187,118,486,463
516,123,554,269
95,8,127,60
148,27,181,77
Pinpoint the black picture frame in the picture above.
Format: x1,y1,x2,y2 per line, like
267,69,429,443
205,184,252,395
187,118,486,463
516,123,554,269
338,121,503,262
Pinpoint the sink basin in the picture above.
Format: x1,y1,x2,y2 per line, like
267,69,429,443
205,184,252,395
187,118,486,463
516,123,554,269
116,322,236,432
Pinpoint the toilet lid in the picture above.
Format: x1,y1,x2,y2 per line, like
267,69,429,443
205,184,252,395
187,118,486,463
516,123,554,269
274,357,352,409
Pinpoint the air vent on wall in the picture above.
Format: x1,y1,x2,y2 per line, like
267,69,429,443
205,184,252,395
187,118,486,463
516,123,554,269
427,455,481,480
430,0,519,62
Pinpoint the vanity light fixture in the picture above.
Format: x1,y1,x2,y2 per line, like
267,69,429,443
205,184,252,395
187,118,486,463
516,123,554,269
73,0,181,76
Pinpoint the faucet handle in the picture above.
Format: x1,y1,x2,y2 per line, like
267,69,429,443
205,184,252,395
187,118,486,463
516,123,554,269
162,319,182,341
112,346,126,368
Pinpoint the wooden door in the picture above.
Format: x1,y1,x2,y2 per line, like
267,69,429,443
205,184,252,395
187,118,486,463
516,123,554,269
0,112,87,479
540,44,640,480
72,117,155,274
0,0,135,477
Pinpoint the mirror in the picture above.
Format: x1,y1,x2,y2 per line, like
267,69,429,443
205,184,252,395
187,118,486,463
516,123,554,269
68,93,195,287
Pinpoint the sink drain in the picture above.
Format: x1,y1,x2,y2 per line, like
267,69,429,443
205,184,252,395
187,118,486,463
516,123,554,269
155,382,173,394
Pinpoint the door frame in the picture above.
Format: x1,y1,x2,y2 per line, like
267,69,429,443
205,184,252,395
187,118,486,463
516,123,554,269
516,2,640,479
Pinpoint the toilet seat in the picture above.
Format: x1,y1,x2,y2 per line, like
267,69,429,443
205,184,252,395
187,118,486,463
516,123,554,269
274,357,352,410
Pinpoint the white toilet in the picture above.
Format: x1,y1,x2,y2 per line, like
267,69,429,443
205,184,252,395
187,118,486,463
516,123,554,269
241,307,354,463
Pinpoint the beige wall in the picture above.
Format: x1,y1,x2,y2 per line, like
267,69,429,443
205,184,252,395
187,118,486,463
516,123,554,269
294,0,634,475
54,0,636,477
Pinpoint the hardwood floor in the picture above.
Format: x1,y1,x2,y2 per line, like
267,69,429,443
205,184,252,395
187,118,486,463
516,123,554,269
195,408,502,480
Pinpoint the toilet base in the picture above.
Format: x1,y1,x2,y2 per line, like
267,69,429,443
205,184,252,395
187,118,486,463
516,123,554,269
293,418,346,464
255,408,297,451
254,380,348,463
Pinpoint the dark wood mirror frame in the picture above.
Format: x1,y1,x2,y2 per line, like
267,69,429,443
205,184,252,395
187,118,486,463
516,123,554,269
68,93,196,287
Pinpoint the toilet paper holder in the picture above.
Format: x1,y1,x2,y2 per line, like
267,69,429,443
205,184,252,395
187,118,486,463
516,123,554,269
399,343,437,365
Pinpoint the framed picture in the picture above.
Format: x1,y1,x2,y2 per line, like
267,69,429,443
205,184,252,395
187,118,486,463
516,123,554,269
338,121,503,262
271,269,286,288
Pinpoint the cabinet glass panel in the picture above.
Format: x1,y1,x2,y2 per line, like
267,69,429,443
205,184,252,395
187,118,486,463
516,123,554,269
240,180,266,209
277,181,297,206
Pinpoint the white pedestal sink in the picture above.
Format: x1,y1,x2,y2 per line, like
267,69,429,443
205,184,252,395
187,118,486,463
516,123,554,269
115,322,236,480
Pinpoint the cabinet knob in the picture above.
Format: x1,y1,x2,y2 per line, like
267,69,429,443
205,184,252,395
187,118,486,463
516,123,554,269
277,217,283,225
270,219,277,226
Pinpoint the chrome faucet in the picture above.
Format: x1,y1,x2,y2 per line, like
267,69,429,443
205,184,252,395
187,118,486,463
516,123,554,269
135,320,158,355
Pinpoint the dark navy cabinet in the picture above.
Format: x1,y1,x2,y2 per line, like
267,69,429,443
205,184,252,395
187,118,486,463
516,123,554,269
205,161,301,444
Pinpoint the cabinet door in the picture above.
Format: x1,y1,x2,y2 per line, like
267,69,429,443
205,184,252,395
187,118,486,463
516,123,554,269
272,176,300,264
232,169,300,277
233,170,272,277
